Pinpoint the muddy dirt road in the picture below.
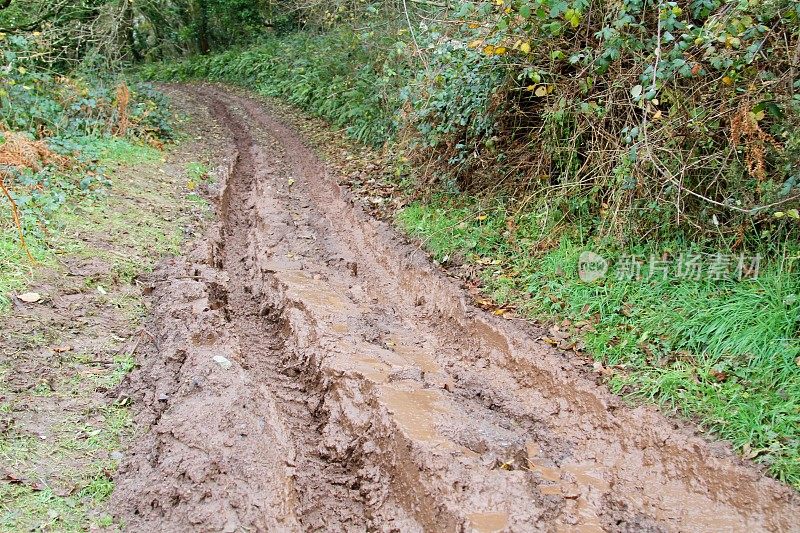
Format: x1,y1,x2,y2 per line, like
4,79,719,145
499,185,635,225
111,85,800,532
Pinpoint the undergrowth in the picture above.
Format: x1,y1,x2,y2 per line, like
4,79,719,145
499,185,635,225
0,32,174,280
140,27,407,147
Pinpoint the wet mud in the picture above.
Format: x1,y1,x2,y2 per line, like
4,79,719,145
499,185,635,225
111,85,800,532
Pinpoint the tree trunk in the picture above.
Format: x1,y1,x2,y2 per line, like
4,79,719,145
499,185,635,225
196,0,211,54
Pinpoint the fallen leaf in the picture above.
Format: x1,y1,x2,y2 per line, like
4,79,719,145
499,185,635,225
709,369,728,382
51,345,73,353
18,292,41,303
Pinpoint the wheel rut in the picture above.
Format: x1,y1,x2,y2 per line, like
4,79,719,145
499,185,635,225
111,84,800,532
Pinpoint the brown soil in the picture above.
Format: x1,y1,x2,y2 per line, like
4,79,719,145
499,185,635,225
111,84,800,532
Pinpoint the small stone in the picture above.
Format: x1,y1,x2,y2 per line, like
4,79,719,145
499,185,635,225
388,366,424,383
18,292,42,303
212,355,233,369
110,451,124,461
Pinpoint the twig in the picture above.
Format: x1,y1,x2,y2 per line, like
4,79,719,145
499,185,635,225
0,173,35,263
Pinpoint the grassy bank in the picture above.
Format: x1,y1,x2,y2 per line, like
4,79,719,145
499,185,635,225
0,33,194,526
0,137,164,310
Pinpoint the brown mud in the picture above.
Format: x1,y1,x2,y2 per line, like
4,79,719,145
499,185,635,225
111,84,800,532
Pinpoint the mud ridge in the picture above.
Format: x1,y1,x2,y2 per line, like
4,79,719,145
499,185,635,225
112,84,800,532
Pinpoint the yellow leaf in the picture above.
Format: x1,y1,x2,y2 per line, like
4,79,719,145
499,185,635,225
17,66,26,74
652,110,662,120
476,214,488,221
483,45,495,56
520,42,531,54
534,85,548,97
187,180,196,191
494,46,507,55
469,23,480,29
468,39,483,49
494,0,504,4
722,76,734,86
525,85,536,91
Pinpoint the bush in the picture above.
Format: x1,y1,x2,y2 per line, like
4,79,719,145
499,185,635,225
0,31,174,259
142,28,410,147
398,0,800,247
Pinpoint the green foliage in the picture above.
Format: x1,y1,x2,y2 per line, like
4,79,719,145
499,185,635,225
0,31,174,284
142,28,410,147
0,33,173,140
394,0,800,246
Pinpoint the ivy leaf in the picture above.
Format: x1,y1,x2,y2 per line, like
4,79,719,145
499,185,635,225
631,84,643,98
549,0,568,18
519,5,532,18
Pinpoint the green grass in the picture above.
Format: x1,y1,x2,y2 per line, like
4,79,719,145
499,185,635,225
80,136,163,166
0,227,56,310
398,195,800,488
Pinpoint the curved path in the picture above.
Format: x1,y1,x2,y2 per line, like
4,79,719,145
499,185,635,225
112,84,800,532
